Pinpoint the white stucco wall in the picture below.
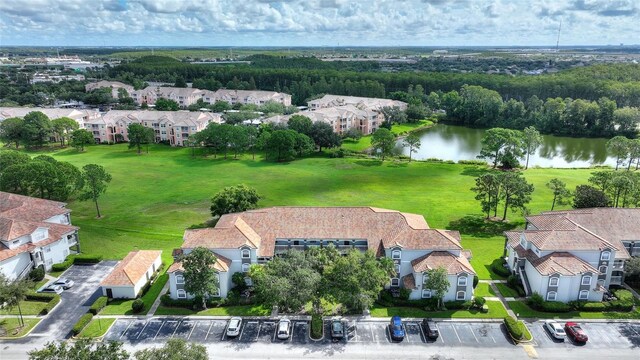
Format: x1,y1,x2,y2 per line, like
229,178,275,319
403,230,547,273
0,252,32,281
102,286,136,299
41,235,72,271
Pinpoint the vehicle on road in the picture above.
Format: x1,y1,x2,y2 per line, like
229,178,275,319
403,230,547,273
277,319,292,340
226,317,242,337
38,284,63,295
389,316,405,341
565,322,588,343
331,319,345,340
53,278,74,289
544,320,566,340
421,319,439,339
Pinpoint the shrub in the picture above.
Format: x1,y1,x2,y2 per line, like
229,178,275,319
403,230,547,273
377,291,395,307
398,288,412,301
526,293,544,309
473,275,479,289
504,316,524,341
73,255,103,264
232,272,248,292
138,282,152,298
444,300,471,310
26,292,55,301
473,296,486,308
606,300,633,312
160,294,193,308
131,299,145,313
582,302,607,312
29,266,45,281
490,259,511,277
310,313,323,339
51,259,73,272
72,313,94,335
540,301,571,313
90,296,108,315
458,160,487,166
41,295,61,315
330,148,346,158
507,275,519,288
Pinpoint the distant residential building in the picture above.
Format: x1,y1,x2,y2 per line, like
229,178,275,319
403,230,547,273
202,89,292,107
0,192,80,281
84,110,221,146
85,81,135,98
100,250,162,299
307,94,407,112
131,86,204,108
265,104,384,135
0,107,100,126
31,73,85,84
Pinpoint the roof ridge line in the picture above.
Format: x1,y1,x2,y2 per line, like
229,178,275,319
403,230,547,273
565,217,619,251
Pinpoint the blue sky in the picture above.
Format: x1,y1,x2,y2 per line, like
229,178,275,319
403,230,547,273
0,0,638,47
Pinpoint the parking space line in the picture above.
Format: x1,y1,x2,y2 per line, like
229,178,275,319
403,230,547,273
468,324,479,343
172,321,181,338
403,325,410,343
136,321,150,340
352,322,359,342
204,321,214,341
120,320,134,339
187,322,196,340
255,322,262,342
435,323,444,343
371,323,376,341
626,323,640,337
153,321,163,340
451,324,461,343
417,322,426,342
239,321,249,341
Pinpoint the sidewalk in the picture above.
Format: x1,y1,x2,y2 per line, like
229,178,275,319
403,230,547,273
487,280,517,318
146,280,169,316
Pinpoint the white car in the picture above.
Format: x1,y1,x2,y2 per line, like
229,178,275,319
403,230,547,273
226,317,242,337
544,320,566,340
38,284,63,295
277,319,292,340
53,278,74,289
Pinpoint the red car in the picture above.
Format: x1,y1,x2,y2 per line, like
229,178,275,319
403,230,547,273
564,322,588,343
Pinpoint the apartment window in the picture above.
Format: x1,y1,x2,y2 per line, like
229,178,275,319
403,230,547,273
546,291,557,301
422,289,432,299
176,275,184,284
242,263,250,273
599,265,607,274
177,289,187,299
390,278,399,287
601,251,611,261
422,273,428,285
581,275,592,286
241,249,251,258
456,291,466,300
394,264,401,275
457,276,467,287
579,290,589,300
12,240,20,245
549,277,559,287
391,250,401,260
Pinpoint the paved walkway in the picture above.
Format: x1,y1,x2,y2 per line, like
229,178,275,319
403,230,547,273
487,280,517,318
146,280,169,316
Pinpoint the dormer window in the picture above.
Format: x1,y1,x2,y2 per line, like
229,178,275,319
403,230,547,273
581,275,592,286
241,249,251,259
391,250,401,260
549,277,559,287
600,251,611,261
457,276,468,286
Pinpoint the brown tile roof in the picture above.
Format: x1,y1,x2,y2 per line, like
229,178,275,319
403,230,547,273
527,251,599,276
411,251,476,275
100,250,162,286
167,252,232,273
0,222,78,261
182,207,461,257
402,273,417,290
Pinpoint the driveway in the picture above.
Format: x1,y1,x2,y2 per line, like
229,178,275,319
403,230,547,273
29,261,117,340
527,320,640,349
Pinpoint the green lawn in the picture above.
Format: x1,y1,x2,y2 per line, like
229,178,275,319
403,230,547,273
371,300,509,319
496,283,521,298
154,304,270,316
77,318,116,338
100,273,168,315
473,283,496,297
0,318,40,338
0,300,48,315
17,144,593,277
507,301,640,320
340,119,433,152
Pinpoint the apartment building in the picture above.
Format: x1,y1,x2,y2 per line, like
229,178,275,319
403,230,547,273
85,81,134,98
0,107,100,126
202,89,292,107
307,94,407,112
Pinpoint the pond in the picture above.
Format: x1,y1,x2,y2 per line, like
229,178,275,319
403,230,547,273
398,124,616,168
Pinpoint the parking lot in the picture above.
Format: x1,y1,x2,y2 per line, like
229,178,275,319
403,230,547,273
528,321,640,349
104,318,310,344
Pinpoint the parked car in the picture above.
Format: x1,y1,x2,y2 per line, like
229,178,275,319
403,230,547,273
565,322,588,343
38,285,63,295
421,319,439,339
277,319,292,340
330,319,345,340
226,317,242,337
53,278,74,290
389,316,405,341
543,320,566,340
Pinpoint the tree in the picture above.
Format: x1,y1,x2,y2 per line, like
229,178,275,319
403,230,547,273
423,267,450,310
402,133,421,162
498,172,534,220
342,127,363,141
0,274,32,328
380,106,408,125
478,128,523,169
134,338,208,360
71,129,94,151
573,185,610,208
155,98,180,111
371,128,396,161
21,111,51,147
174,76,187,88
625,257,640,283
127,123,153,154
0,150,30,177
287,115,313,136
471,172,501,218
210,100,231,112
588,170,614,192
245,125,258,160
228,125,248,159
522,126,542,170
627,139,640,170
309,121,341,152
28,339,129,360
183,247,219,309
51,117,79,147
265,129,297,162
210,184,261,218
546,178,571,211
78,164,112,218
0,117,24,149
293,132,315,158
607,136,630,170
405,103,429,122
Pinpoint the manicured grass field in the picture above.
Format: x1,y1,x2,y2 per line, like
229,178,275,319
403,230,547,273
0,318,40,338
0,300,48,315
495,283,521,298
473,283,496,298
154,304,270,316
77,318,116,338
340,119,433,152
370,300,508,319
100,274,168,315
21,143,593,279
507,301,640,320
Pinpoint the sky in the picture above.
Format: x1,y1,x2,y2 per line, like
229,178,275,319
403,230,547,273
0,0,638,47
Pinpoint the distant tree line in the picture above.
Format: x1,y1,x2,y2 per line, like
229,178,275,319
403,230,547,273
0,111,95,150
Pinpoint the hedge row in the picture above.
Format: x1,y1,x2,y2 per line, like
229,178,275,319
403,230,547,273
504,316,525,341
26,292,56,302
73,255,103,264
490,259,511,278
89,296,108,315
160,294,225,309
51,258,73,272
72,313,94,335
41,295,61,315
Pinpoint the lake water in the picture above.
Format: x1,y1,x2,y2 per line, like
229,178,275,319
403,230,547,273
398,124,616,168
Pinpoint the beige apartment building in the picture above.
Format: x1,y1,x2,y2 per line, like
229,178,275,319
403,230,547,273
85,81,135,98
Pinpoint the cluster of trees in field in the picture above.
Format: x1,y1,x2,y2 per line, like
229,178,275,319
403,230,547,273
476,126,544,169
0,111,95,150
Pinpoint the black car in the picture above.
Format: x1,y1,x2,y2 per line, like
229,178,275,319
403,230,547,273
421,319,439,339
330,320,345,340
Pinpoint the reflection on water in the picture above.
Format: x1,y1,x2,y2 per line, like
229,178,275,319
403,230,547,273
399,124,615,168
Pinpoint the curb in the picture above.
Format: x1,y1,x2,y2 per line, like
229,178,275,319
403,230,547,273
0,318,42,340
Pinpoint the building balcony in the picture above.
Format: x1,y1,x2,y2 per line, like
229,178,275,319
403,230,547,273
610,276,623,285
630,248,640,257
612,262,625,270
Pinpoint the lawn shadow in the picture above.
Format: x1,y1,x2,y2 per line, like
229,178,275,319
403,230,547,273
353,160,384,167
460,166,492,177
447,215,518,238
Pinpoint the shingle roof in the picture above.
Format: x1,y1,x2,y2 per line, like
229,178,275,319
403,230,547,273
0,222,78,261
167,252,232,273
410,251,476,275
182,207,461,257
527,251,599,276
100,250,162,286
